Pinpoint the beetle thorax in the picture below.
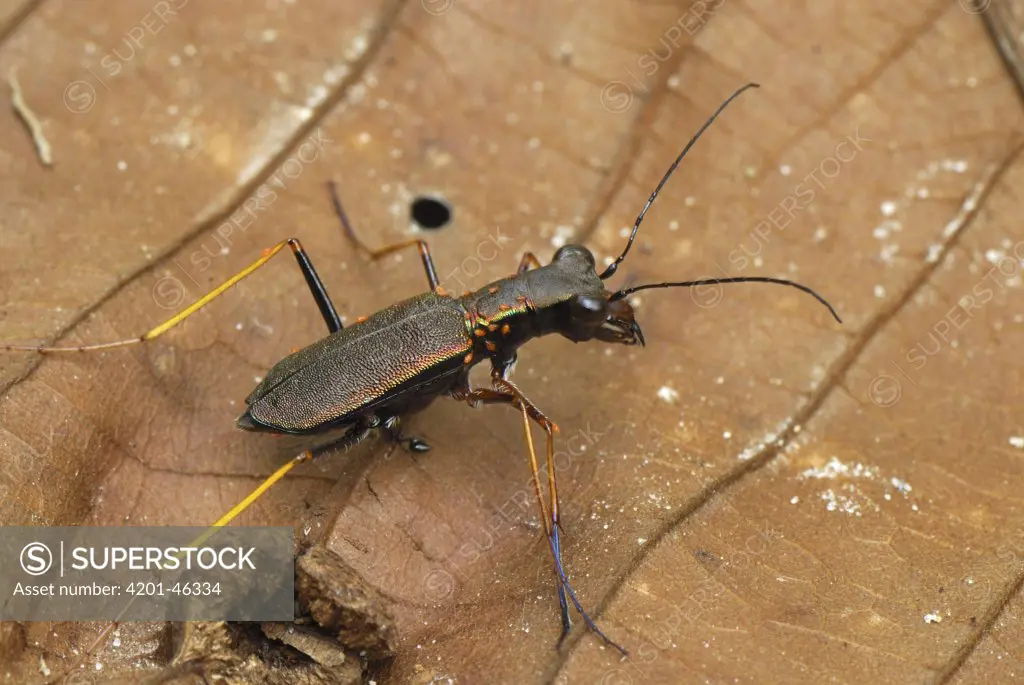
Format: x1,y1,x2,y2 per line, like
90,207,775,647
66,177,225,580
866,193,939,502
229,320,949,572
457,244,613,365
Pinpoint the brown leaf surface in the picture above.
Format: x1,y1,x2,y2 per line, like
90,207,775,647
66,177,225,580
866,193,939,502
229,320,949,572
2,1,1023,683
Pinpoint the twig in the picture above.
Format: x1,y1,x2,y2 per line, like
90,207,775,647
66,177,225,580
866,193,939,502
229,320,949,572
8,67,53,167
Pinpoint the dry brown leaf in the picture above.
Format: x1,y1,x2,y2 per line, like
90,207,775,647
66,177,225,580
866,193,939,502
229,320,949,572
2,1,1024,684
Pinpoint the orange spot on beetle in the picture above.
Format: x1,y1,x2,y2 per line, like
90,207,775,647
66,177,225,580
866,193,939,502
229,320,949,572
463,352,474,365
501,324,511,336
462,290,472,297
356,316,368,324
488,323,499,332
435,286,449,297
498,304,511,312
488,286,499,294
474,329,486,337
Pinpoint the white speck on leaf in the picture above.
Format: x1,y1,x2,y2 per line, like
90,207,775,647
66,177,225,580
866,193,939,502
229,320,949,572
880,244,899,263
800,457,880,481
657,386,679,404
985,248,1005,264
821,489,862,516
890,477,912,495
551,225,575,249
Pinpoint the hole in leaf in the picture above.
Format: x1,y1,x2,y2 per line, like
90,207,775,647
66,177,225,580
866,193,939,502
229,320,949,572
411,196,452,230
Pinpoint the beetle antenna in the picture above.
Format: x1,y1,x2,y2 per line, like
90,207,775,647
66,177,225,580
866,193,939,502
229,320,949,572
609,276,842,323
598,82,760,280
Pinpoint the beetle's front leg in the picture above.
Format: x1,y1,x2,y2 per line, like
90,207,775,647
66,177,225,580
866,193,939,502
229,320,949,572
455,367,574,642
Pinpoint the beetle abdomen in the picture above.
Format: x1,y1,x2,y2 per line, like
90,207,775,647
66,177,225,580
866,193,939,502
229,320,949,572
240,293,471,433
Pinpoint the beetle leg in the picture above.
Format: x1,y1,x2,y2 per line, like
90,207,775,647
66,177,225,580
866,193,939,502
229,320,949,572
202,420,374,535
462,379,626,654
516,252,542,273
328,181,440,290
2,238,342,352
510,400,572,645
510,395,627,655
493,378,572,639
309,419,377,463
381,415,431,453
494,351,518,379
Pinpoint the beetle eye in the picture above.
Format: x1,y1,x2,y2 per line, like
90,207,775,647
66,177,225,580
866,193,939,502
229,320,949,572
553,245,578,261
572,294,607,322
553,245,596,268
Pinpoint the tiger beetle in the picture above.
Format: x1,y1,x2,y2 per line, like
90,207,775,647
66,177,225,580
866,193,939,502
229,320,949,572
4,82,841,659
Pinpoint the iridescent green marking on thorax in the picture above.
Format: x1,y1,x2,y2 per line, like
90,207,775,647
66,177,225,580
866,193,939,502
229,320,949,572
489,303,528,322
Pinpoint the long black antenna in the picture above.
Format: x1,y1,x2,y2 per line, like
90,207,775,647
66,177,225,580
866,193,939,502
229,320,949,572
599,82,760,280
609,276,842,323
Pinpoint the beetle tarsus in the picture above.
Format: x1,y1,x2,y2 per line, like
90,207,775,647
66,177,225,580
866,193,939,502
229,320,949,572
383,415,431,453
548,525,628,655
406,437,431,453
553,527,572,646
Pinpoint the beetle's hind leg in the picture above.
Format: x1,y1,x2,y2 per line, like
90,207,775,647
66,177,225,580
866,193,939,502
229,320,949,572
327,181,440,290
381,415,431,453
309,418,378,463
2,238,342,353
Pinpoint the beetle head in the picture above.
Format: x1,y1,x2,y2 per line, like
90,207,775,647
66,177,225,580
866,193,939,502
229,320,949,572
548,245,645,347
